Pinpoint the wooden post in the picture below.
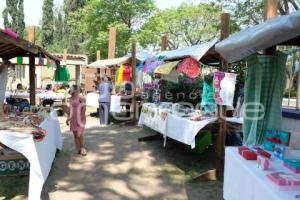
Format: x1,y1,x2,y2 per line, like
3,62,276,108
63,49,67,64
27,26,35,44
216,13,230,179
160,35,168,101
264,0,278,20
29,54,36,105
96,50,101,61
76,65,81,88
108,27,117,59
131,42,137,123
264,0,278,54
28,27,36,105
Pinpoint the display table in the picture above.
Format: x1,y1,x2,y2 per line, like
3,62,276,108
138,103,218,148
0,111,63,200
224,147,300,200
5,91,66,100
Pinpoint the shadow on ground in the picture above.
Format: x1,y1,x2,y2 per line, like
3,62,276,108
0,116,223,200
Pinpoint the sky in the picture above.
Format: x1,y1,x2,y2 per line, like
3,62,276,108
0,0,205,28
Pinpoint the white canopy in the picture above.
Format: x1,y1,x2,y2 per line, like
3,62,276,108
215,11,300,63
87,56,130,68
157,39,218,61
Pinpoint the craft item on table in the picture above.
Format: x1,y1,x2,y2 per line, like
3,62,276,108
284,159,300,174
213,72,237,106
176,57,200,78
274,144,287,160
31,129,47,142
284,148,300,160
263,129,291,151
267,172,300,191
257,155,271,171
3,28,19,39
238,147,258,160
160,112,168,121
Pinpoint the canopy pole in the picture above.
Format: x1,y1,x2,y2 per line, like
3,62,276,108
131,42,137,123
216,13,230,179
29,54,36,105
160,35,168,101
264,0,278,54
28,27,36,105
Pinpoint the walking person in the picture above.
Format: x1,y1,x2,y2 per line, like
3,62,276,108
98,76,113,126
66,85,87,156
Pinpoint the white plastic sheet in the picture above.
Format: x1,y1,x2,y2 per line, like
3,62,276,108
216,11,300,63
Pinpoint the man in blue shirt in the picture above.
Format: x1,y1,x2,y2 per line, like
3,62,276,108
98,76,113,126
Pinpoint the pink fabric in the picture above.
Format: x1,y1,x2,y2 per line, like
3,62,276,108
3,28,19,39
70,96,86,133
176,57,200,78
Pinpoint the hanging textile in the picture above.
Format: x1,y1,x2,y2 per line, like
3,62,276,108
161,69,179,83
117,65,124,84
154,61,180,75
123,64,132,82
17,57,23,65
243,51,287,145
54,66,70,82
177,57,200,78
38,53,44,66
142,60,164,73
201,75,216,113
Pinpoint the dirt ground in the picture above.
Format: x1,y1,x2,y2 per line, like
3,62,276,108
0,110,223,200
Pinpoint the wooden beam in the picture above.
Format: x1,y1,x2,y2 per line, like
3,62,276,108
131,42,137,123
29,54,36,105
108,27,117,59
216,13,230,179
0,31,38,55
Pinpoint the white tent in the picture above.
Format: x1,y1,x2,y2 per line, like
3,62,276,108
215,11,300,63
87,56,130,68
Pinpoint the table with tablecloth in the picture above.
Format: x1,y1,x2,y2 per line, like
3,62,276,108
138,103,218,148
224,147,300,200
0,111,63,200
5,91,66,100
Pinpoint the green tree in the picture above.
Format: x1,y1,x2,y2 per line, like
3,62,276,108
42,0,54,47
138,3,223,50
2,0,25,37
217,0,299,27
68,0,155,59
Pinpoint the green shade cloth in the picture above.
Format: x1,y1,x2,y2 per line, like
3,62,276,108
243,51,287,145
54,66,70,82
17,57,23,65
154,61,180,74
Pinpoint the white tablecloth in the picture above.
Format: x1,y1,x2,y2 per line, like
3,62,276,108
5,91,66,100
86,92,123,114
86,92,99,107
224,147,300,200
0,112,63,200
138,104,218,148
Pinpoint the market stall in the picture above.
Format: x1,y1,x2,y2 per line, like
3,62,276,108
0,112,62,200
215,8,300,200
0,28,62,200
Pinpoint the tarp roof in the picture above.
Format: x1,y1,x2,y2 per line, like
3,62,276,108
215,11,300,63
87,56,130,68
0,29,59,62
157,39,219,63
